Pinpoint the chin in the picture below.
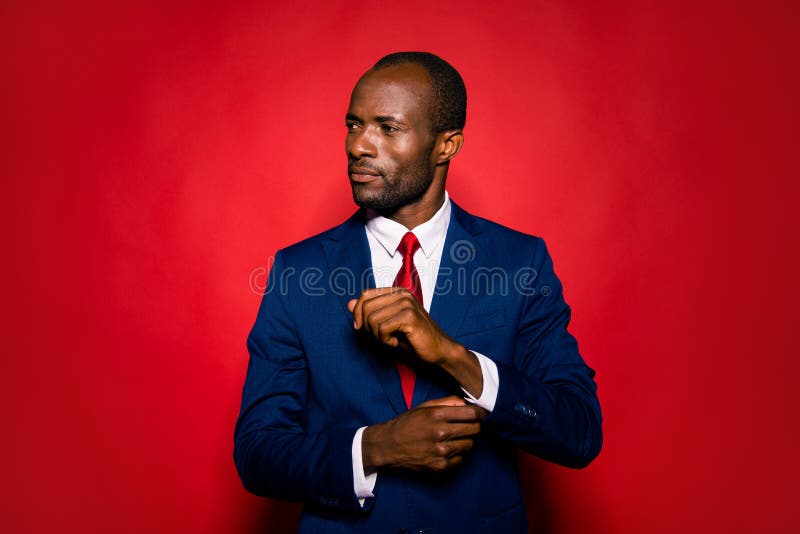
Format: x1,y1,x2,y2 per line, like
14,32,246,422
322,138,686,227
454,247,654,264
350,176,433,211
351,185,389,210
353,195,394,211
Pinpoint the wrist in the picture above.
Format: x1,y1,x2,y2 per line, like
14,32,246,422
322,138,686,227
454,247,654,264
438,341,473,373
439,344,484,398
361,424,386,471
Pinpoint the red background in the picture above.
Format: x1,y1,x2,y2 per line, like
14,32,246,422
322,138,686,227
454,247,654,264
1,1,798,532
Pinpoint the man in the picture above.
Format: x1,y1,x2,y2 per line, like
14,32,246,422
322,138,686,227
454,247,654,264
234,52,602,533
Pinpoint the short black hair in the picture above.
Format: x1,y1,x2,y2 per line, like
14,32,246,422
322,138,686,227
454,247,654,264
372,51,467,133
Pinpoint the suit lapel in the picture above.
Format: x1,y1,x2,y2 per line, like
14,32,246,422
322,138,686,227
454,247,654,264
321,210,408,415
321,209,375,320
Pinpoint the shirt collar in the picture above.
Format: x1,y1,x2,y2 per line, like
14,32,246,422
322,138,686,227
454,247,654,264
365,191,451,259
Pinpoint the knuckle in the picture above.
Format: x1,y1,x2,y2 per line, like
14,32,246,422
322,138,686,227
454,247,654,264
368,312,383,327
434,442,450,457
433,458,449,471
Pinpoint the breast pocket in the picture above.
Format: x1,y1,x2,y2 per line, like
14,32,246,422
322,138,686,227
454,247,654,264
456,306,505,336
453,303,514,361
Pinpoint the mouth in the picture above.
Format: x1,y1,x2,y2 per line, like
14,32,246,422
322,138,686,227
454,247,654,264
348,167,382,183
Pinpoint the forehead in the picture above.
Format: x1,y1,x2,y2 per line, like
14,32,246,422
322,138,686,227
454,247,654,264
348,64,433,121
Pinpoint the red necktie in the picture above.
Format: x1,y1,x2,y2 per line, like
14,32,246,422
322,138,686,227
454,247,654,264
393,232,422,408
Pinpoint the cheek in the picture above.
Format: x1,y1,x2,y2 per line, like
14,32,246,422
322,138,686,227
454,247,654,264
390,143,428,170
380,135,434,176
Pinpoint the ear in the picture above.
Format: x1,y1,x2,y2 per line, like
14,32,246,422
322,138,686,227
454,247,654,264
434,129,464,164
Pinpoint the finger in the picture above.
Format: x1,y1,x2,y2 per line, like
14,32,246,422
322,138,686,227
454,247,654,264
418,396,466,408
351,291,367,329
352,290,383,329
373,307,420,345
434,405,486,423
440,438,474,457
347,298,357,313
435,422,481,440
446,455,464,468
372,308,417,344
359,287,403,300
364,299,414,341
353,288,408,329
360,290,417,330
431,454,465,471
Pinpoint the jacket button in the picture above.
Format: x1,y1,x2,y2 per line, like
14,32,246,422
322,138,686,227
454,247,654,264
514,403,537,419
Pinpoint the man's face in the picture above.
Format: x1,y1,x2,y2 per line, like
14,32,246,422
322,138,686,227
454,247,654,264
345,64,437,211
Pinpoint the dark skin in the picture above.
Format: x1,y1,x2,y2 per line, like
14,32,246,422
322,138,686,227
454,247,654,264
344,63,486,472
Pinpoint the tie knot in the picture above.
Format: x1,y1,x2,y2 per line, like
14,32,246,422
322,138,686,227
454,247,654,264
397,231,421,258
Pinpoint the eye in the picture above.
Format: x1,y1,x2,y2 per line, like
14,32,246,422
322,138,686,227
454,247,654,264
345,122,360,132
381,124,399,134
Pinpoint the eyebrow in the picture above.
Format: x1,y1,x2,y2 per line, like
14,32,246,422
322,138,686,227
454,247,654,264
344,113,406,125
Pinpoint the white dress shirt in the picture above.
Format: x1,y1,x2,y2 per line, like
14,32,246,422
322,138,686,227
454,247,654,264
351,191,501,503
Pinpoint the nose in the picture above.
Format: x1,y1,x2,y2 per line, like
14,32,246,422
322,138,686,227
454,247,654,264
347,127,377,159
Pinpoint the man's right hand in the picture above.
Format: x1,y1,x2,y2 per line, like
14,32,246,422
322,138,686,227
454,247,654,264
361,396,486,472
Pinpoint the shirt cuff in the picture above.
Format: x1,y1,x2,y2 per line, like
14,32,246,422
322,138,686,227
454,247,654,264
462,351,499,412
351,426,377,507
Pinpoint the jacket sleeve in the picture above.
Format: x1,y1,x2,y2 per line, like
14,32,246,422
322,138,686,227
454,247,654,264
233,250,372,515
482,238,603,468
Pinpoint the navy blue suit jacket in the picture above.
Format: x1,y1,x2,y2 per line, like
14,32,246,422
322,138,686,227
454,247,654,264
234,201,602,533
